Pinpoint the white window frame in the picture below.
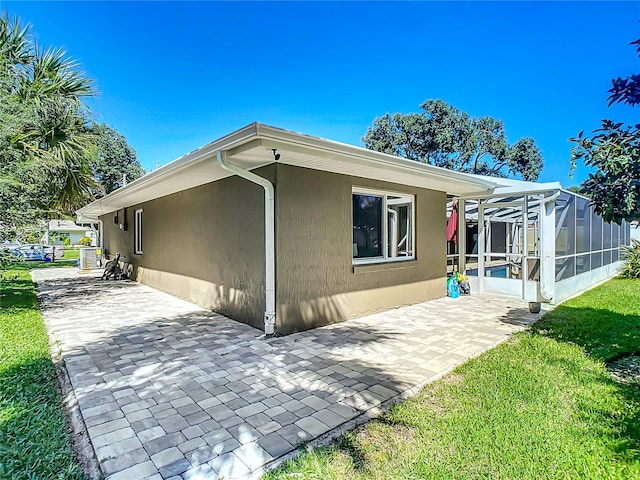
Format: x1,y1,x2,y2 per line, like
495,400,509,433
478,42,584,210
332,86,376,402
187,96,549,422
352,187,415,265
134,209,143,255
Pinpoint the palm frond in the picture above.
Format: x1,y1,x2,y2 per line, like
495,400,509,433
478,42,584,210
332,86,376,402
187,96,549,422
53,159,96,213
19,45,95,104
0,12,33,67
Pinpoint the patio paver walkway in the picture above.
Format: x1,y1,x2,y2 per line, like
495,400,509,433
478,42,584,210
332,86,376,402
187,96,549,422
32,267,540,480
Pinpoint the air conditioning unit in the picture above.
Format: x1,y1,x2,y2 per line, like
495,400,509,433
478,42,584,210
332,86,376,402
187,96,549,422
79,247,98,271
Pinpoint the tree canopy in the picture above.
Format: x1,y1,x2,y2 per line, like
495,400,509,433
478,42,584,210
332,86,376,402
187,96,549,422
570,36,640,224
0,12,143,235
362,99,543,181
92,124,144,196
608,38,640,107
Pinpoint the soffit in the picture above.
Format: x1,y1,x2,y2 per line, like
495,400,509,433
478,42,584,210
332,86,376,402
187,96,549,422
230,140,494,196
77,123,497,220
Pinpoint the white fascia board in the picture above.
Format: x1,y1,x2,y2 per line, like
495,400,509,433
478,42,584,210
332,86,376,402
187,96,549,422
469,173,533,187
77,122,498,220
110,124,258,195
254,124,498,192
467,174,567,196
457,182,563,200
77,124,261,220
559,188,591,202
493,181,563,196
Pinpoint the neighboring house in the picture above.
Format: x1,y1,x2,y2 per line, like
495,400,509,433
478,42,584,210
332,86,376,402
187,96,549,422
77,123,631,335
77,123,496,334
43,219,95,246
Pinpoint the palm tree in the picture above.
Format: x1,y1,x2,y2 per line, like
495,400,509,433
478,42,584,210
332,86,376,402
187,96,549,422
0,13,32,86
1,12,97,227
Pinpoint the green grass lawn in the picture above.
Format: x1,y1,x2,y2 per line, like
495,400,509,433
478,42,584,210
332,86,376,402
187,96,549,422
62,247,80,261
0,262,83,479
1,262,638,480
265,278,640,480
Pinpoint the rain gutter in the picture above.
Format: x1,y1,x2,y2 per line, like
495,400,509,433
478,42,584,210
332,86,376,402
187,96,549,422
216,150,276,336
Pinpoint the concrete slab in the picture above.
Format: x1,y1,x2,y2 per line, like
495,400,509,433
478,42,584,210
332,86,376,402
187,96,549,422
33,267,539,479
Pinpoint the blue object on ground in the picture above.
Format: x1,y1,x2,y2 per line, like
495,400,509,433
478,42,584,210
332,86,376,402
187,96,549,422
447,276,459,298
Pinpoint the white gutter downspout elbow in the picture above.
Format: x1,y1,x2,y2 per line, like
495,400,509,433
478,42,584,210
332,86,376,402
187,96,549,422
216,150,276,335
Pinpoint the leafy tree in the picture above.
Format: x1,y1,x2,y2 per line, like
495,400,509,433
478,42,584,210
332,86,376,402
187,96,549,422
91,123,144,196
363,99,544,181
566,185,588,196
608,38,640,106
505,137,544,183
570,37,640,224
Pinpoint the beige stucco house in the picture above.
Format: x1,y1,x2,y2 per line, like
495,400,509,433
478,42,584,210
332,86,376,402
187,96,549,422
77,123,499,334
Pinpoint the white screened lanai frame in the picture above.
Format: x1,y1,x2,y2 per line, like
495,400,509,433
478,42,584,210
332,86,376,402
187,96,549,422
449,184,631,305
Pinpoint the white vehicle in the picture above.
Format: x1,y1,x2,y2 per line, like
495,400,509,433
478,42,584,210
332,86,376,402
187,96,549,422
46,245,65,258
14,244,65,261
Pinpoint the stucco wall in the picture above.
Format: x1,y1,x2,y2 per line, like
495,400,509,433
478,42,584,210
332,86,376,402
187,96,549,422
100,166,273,330
100,163,447,334
275,164,446,334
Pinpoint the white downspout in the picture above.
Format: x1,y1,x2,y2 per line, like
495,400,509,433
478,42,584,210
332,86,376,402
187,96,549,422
216,150,276,335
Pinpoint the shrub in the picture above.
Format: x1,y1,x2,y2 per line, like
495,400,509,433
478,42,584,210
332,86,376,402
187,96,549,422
63,237,71,246
22,230,41,244
620,238,640,278
0,249,22,266
0,250,23,282
78,236,92,247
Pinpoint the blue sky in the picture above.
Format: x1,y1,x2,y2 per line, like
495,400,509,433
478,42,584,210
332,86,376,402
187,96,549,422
3,1,639,186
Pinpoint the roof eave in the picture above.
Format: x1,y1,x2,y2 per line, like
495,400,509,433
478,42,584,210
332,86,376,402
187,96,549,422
77,123,261,220
77,122,497,220
254,124,497,193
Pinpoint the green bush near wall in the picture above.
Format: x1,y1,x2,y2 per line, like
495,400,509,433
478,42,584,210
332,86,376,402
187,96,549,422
621,238,640,278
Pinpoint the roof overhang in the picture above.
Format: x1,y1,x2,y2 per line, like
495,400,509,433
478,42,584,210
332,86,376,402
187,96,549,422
77,123,498,221
456,174,562,200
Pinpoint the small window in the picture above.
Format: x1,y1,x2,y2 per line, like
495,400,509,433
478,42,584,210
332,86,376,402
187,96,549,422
352,188,414,264
134,209,143,254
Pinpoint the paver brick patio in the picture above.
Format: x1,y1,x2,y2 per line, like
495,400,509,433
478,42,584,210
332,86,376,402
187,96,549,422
33,267,539,479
